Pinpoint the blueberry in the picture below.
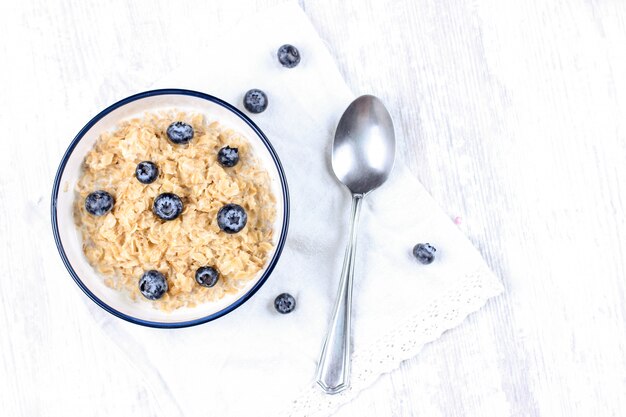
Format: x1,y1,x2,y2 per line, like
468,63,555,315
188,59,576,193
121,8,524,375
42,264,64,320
139,270,168,300
217,146,239,167
85,190,114,216
135,161,159,184
274,293,296,314
153,193,183,221
277,44,301,68
412,243,437,264
166,121,194,144
243,89,268,114
195,266,220,288
217,203,247,234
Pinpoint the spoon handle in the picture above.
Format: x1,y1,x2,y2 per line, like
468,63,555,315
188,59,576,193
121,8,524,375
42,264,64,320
316,193,364,394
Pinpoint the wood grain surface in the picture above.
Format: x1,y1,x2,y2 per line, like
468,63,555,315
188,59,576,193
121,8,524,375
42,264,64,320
1,0,625,416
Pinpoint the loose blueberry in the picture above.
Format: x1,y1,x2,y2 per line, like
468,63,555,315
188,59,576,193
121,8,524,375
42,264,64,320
243,89,268,114
217,203,247,234
139,270,168,300
135,161,159,184
217,146,239,167
412,243,437,264
277,44,301,68
195,266,220,288
166,121,194,144
274,293,296,314
153,193,183,221
85,190,114,216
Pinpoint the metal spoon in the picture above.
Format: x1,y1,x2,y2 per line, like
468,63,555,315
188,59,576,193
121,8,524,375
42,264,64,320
315,95,396,394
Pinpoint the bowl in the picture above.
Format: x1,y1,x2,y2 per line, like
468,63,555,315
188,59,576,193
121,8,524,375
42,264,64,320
51,89,289,328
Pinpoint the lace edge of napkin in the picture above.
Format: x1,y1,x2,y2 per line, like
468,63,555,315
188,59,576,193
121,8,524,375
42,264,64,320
284,263,504,417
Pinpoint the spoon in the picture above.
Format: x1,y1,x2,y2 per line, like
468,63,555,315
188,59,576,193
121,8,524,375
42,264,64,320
315,95,396,394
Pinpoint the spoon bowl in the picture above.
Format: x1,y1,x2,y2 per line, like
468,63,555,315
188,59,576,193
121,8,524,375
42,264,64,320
331,95,396,195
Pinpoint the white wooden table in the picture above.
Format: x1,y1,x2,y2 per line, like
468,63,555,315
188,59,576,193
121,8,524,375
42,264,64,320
2,0,625,415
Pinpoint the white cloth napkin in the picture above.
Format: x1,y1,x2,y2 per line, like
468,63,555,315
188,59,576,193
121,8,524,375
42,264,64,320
90,3,503,416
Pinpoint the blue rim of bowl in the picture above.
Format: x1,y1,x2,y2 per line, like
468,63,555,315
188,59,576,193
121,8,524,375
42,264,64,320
50,88,290,329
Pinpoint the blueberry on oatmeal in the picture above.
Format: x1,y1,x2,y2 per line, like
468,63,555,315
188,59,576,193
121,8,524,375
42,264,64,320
195,266,220,288
153,193,183,221
166,121,194,144
412,243,437,264
274,293,296,314
139,270,168,300
277,44,301,68
217,203,248,234
135,161,159,184
218,146,239,167
243,89,268,114
85,190,114,216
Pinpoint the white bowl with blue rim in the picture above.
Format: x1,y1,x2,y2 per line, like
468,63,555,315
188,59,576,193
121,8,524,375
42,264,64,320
51,89,289,328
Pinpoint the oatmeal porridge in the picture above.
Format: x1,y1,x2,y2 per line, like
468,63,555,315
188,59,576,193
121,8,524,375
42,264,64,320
74,110,276,311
